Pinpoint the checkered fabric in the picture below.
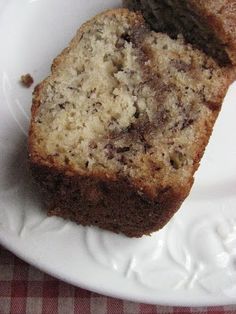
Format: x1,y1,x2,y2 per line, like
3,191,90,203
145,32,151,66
0,246,235,314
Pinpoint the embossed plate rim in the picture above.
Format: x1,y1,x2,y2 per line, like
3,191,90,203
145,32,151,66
0,231,234,307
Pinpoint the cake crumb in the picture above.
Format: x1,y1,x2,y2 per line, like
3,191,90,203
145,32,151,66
20,74,34,88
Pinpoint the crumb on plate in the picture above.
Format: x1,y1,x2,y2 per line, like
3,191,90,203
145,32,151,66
20,74,34,88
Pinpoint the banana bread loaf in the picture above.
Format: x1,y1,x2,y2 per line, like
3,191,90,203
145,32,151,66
29,9,235,237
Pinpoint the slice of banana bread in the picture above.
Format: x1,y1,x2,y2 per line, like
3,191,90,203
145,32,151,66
124,0,236,66
29,9,235,237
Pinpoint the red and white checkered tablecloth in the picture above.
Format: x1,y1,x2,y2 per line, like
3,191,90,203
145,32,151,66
0,246,236,314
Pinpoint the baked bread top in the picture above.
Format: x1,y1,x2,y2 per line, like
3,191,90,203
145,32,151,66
29,8,235,203
124,0,236,66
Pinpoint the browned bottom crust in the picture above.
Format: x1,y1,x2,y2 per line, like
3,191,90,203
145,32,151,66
31,163,189,237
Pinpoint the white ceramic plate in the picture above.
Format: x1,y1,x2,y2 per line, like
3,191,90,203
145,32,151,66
1,0,236,306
